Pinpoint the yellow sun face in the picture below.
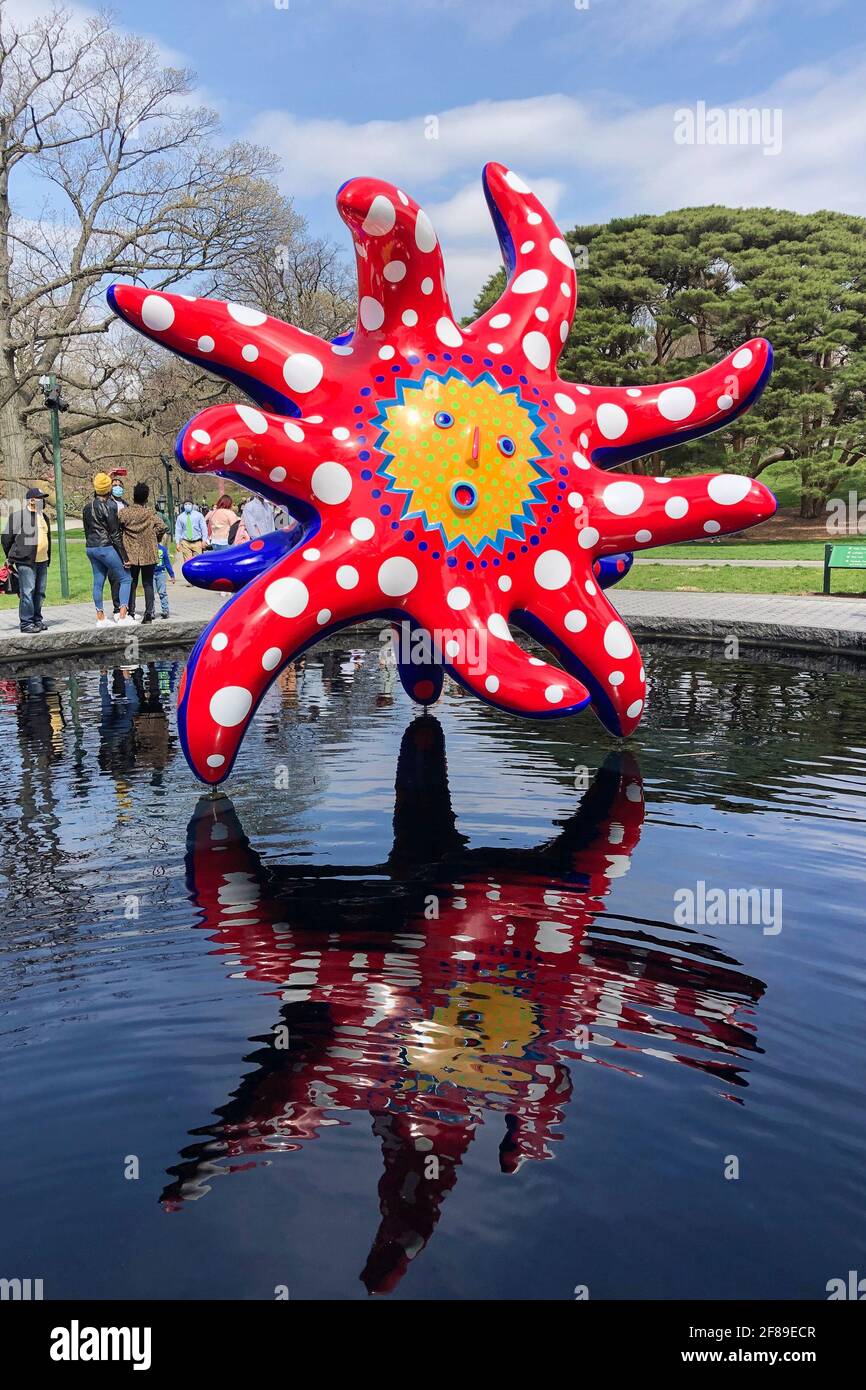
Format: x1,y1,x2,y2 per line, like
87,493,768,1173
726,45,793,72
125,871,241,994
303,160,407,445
376,374,546,550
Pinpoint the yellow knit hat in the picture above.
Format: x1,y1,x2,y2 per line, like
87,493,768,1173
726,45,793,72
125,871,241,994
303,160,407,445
93,472,113,496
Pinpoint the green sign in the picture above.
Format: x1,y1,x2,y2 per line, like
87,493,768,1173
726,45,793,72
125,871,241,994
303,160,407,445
828,543,866,569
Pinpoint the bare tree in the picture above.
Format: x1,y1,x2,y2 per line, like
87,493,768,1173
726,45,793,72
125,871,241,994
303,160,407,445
216,200,356,341
0,2,282,493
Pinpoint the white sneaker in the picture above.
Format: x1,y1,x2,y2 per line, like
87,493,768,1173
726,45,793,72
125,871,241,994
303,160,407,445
114,615,136,627
95,617,108,628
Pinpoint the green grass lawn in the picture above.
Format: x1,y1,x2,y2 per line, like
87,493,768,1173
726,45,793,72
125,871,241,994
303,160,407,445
621,564,866,595
0,539,181,610
647,540,825,561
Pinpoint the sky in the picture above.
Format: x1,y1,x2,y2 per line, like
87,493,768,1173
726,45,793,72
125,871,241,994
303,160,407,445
11,0,866,313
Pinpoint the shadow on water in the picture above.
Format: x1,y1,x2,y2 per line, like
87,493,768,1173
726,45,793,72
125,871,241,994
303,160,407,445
169,715,765,1295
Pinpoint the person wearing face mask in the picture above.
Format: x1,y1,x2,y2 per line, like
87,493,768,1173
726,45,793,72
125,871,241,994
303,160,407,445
107,479,126,616
82,473,135,626
174,498,208,577
2,486,52,634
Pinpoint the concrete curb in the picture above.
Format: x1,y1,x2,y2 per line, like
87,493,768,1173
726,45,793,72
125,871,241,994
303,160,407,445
622,613,866,658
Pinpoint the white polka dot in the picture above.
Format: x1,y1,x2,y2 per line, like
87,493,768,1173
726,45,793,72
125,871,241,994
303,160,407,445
141,295,175,331
602,480,644,516
209,685,252,727
504,169,531,193
484,674,500,694
384,259,406,283
211,631,228,651
378,556,418,596
262,647,282,671
534,550,571,590
609,671,624,686
336,565,359,589
554,392,576,415
311,461,353,505
397,189,408,205
435,317,462,347
331,343,353,356
522,331,550,370
269,466,286,483
717,394,734,410
564,610,587,633
206,754,225,769
498,575,512,591
528,657,545,666
654,476,672,483
487,343,504,354
242,344,259,362
305,416,323,423
236,404,268,434
302,548,320,561
585,580,597,595
378,345,396,360
223,439,238,465
732,348,753,369
580,432,589,447
664,495,689,520
487,613,512,641
549,237,573,267
283,353,323,394
578,527,600,549
545,685,564,704
512,268,548,294
567,492,583,509
317,609,331,624
362,194,396,236
402,309,418,326
635,529,652,543
197,335,214,353
704,520,721,534
626,699,644,719
191,428,210,445
707,474,752,505
521,240,536,254
572,452,591,470
527,211,542,225
561,281,571,296
445,639,460,657
560,321,569,342
332,426,350,440
604,621,633,659
420,277,434,295
265,577,309,618
657,386,696,422
283,421,305,443
535,306,549,321
596,403,629,439
490,313,511,329
360,296,385,331
415,209,437,252
626,388,642,398
639,666,645,680
446,587,470,611
227,302,267,327
351,517,375,541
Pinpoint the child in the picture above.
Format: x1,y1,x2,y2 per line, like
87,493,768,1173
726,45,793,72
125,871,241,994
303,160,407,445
154,541,175,618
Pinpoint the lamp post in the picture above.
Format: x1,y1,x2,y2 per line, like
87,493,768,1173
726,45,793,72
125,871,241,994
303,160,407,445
160,453,177,532
39,373,70,599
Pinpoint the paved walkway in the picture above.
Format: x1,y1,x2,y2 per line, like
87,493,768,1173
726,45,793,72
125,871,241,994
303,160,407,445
612,589,866,654
634,556,824,569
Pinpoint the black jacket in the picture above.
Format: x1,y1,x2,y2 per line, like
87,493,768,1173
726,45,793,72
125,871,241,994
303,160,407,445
82,495,127,560
2,504,52,565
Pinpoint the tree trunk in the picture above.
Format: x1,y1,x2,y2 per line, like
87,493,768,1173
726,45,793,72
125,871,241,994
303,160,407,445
0,390,31,498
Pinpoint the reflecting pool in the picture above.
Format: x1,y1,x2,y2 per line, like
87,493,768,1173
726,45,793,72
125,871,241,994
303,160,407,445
0,639,864,1299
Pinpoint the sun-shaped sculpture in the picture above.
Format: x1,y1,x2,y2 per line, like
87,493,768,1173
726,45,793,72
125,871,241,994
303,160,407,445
107,162,776,785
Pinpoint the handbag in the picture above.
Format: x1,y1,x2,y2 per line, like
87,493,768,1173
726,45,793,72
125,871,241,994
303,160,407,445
0,562,19,595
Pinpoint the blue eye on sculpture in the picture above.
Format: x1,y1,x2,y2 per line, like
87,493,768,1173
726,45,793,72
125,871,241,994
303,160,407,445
498,435,516,457
434,411,454,429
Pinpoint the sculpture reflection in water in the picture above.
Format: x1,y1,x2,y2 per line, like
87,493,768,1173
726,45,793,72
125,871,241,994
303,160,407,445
169,718,765,1293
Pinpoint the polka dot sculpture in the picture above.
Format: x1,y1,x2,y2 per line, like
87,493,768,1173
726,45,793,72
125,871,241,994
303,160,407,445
107,162,776,785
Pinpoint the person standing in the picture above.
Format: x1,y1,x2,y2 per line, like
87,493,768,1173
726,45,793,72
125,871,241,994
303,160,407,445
242,493,275,539
108,478,127,617
1,487,51,634
174,499,208,576
154,540,175,618
119,482,166,623
82,473,134,626
207,494,240,548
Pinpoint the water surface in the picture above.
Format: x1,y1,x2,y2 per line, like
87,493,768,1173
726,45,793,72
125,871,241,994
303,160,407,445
0,640,864,1299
